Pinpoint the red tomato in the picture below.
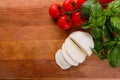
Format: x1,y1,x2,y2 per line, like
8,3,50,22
62,0,77,12
98,0,113,4
77,0,86,8
108,0,114,3
98,0,108,4
49,3,62,19
57,15,72,30
71,12,86,26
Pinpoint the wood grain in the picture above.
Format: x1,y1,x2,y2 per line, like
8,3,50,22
39,78,119,80
0,0,120,79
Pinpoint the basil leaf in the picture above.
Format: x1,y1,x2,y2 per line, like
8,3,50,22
117,41,120,47
96,16,106,27
93,38,103,51
81,0,96,17
102,25,114,41
89,16,96,23
110,16,120,34
103,9,113,16
103,41,115,50
108,0,120,14
108,1,114,10
108,46,120,68
91,27,102,38
115,35,120,41
90,2,103,18
81,21,93,29
106,20,114,33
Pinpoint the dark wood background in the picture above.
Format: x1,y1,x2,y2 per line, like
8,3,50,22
0,0,120,79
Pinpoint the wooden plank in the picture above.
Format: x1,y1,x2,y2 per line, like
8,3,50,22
38,78,120,80
0,56,120,78
0,40,63,60
0,25,70,41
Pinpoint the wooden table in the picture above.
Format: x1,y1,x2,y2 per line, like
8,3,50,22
0,0,120,79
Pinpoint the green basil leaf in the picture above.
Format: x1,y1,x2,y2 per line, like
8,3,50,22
89,16,96,23
108,46,120,68
110,16,120,34
91,27,102,38
81,0,96,17
81,21,93,29
108,0,120,14
93,38,103,51
115,35,120,41
103,41,115,50
117,41,120,47
90,2,103,18
96,16,106,27
102,25,114,41
106,20,114,33
108,1,114,10
103,9,113,16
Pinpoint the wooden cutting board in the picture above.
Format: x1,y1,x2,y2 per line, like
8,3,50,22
0,0,120,79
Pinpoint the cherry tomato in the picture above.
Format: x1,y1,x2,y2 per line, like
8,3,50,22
62,0,77,12
57,15,72,30
98,0,113,4
77,0,86,8
71,12,86,26
108,0,114,3
49,3,62,19
98,0,108,4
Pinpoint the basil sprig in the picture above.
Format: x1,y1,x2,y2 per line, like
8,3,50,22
81,0,120,68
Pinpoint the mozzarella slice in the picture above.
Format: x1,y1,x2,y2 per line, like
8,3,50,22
62,43,79,66
69,31,94,56
64,38,87,63
55,49,71,69
83,32,94,48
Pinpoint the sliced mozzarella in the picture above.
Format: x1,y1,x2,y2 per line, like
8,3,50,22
62,43,79,66
83,32,94,48
69,31,94,56
64,38,87,63
55,49,71,69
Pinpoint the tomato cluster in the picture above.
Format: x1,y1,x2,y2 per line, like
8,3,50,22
49,0,113,30
49,0,86,30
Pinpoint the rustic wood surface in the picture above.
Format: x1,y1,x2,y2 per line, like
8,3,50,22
0,0,120,79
